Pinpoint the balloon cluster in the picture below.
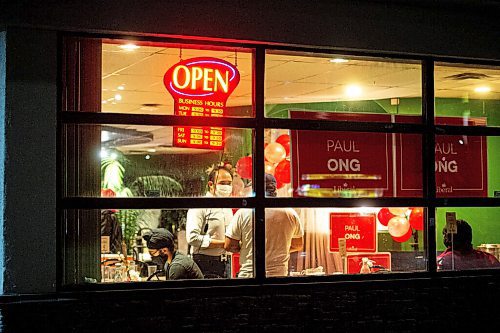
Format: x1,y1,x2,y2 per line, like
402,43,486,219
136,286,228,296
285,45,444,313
235,134,291,189
377,207,424,243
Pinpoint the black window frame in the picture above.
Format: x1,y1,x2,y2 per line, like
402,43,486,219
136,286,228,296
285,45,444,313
57,33,500,292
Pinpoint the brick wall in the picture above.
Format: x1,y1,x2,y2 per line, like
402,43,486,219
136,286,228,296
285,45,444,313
1,274,498,332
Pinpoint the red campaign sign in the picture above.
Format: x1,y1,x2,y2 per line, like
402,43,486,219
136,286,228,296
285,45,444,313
394,115,487,197
290,110,393,198
346,252,391,274
164,57,240,150
330,213,377,253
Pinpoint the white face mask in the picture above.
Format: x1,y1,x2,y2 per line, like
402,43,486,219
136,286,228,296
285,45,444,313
215,184,233,197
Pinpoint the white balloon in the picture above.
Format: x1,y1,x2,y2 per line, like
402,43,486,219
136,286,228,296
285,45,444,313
388,207,408,216
387,216,411,237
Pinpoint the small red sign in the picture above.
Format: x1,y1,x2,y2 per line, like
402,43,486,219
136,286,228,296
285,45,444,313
164,57,240,150
346,252,391,274
330,212,377,253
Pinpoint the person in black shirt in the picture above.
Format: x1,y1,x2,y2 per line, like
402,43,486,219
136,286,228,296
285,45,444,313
143,229,203,280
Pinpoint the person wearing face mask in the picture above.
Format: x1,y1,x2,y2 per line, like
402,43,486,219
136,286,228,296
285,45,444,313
186,165,234,278
143,228,203,280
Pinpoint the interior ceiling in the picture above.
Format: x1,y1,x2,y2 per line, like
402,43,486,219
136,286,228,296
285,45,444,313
101,42,500,155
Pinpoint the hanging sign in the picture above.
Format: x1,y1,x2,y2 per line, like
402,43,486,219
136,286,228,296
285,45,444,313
290,111,393,198
330,212,377,253
164,57,240,150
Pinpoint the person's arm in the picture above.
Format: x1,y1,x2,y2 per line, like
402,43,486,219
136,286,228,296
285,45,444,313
225,236,241,253
224,211,243,252
289,237,303,253
289,210,304,253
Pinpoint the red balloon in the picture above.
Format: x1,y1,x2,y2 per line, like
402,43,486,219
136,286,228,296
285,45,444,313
274,160,290,184
236,156,253,179
275,134,290,156
377,208,395,226
276,178,285,189
409,207,424,231
392,227,413,243
101,188,116,197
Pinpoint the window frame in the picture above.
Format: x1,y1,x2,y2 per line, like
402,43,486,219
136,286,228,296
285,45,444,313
57,33,500,291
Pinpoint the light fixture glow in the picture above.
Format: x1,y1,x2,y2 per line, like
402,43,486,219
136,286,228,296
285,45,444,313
345,85,362,98
119,43,140,51
114,94,122,101
100,149,108,158
147,149,156,153
474,86,491,93
330,58,349,63
117,85,125,90
110,152,118,160
145,154,151,160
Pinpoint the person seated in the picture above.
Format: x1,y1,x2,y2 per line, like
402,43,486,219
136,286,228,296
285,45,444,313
437,219,500,271
143,229,204,280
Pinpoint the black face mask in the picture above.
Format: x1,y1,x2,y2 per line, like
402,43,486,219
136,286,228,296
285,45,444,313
151,255,166,268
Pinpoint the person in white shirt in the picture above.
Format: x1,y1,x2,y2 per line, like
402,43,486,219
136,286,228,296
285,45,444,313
186,165,234,278
225,173,303,278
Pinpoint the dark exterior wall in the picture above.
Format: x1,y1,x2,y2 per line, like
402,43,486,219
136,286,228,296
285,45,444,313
2,1,500,60
1,274,499,331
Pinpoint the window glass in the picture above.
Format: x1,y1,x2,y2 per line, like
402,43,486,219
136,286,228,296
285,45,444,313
265,51,421,122
434,135,499,198
263,129,422,198
99,40,253,117
64,208,255,284
436,207,500,271
264,207,426,277
435,63,500,127
62,124,254,197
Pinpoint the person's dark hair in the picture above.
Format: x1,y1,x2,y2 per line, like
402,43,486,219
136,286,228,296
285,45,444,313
442,219,473,250
143,228,175,252
265,173,277,197
208,165,233,183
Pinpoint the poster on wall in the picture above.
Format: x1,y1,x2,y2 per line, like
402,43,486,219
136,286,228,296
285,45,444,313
164,57,240,150
330,212,377,253
290,111,393,198
346,252,391,274
394,115,488,197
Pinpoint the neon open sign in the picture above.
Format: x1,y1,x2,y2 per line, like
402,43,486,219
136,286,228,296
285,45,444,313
164,57,240,150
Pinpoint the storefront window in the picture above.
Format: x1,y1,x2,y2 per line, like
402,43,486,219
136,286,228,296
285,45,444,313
63,125,253,198
435,63,500,127
264,207,426,277
263,129,423,198
60,37,499,287
435,207,500,271
265,51,422,122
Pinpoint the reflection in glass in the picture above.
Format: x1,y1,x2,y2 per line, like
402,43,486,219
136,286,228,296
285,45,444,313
435,63,500,127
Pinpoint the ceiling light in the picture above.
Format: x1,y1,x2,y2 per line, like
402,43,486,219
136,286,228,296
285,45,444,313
330,58,349,63
117,85,125,90
474,86,491,93
114,94,122,101
147,149,157,153
119,43,140,51
345,85,362,98
145,154,151,160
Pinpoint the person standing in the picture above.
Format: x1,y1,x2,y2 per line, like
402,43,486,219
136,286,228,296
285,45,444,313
186,165,234,278
225,173,304,278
